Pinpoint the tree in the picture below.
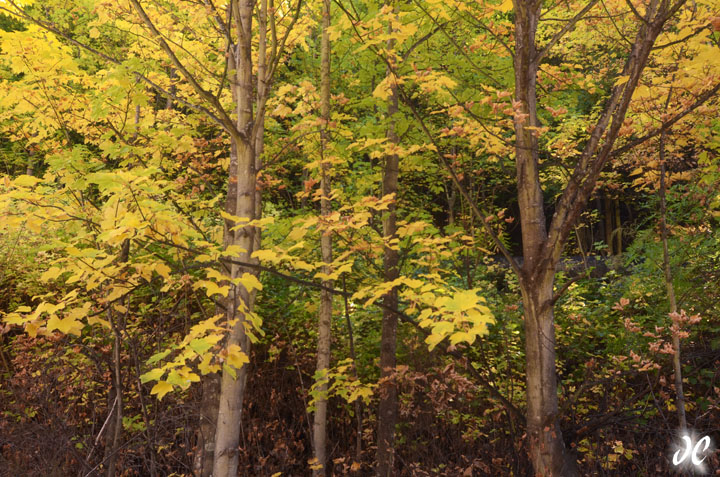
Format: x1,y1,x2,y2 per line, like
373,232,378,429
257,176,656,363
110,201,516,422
375,2,402,475
511,0,709,473
312,0,334,473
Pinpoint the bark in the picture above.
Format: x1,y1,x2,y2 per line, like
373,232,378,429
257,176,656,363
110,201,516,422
659,130,687,432
376,11,400,474
194,373,220,477
212,1,257,476
254,0,268,255
520,273,578,476
313,0,333,474
342,276,363,463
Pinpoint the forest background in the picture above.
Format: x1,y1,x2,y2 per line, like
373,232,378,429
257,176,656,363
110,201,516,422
1,0,720,475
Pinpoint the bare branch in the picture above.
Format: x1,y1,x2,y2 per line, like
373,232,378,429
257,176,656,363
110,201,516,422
624,0,649,24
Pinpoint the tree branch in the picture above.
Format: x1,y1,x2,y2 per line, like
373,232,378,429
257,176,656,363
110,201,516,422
127,0,245,144
0,2,233,135
536,0,601,63
610,81,720,158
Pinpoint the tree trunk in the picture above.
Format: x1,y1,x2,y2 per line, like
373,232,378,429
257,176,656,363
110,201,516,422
604,195,614,255
106,239,130,477
510,0,677,473
614,198,622,254
659,130,687,432
313,1,333,474
376,10,400,474
194,373,220,477
512,2,578,475
212,1,257,476
520,274,578,476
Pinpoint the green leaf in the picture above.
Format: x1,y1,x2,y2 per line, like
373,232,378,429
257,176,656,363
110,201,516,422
147,349,171,365
140,367,165,383
189,338,213,355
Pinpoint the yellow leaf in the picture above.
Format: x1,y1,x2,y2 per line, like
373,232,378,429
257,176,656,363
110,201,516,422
89,27,100,39
26,322,39,337
193,280,230,297
151,381,174,400
425,333,445,351
46,315,61,332
88,315,111,328
226,344,249,370
40,267,62,283
221,245,247,256
198,352,221,375
372,76,393,101
446,290,479,312
14,175,41,187
238,273,262,292
57,317,82,335
401,278,424,289
140,367,165,383
498,0,513,13
252,249,281,262
154,263,171,279
614,75,630,87
288,227,307,241
450,331,475,345
219,210,249,223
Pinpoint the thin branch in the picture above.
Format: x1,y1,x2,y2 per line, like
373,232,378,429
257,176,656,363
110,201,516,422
127,0,245,144
411,0,502,87
397,88,524,279
402,23,443,62
624,0,649,24
610,81,720,158
0,3,232,135
536,0,601,63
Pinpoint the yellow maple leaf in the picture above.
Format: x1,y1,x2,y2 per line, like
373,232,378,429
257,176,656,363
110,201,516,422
151,381,174,400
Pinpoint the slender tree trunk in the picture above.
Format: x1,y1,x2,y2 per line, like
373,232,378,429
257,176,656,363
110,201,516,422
659,130,687,432
194,373,220,477
254,0,268,255
604,195,614,255
313,1,333,474
614,198,622,254
376,9,400,474
512,2,578,475
105,330,123,477
212,1,257,476
520,275,578,476
106,239,130,477
342,276,363,463
595,196,604,254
